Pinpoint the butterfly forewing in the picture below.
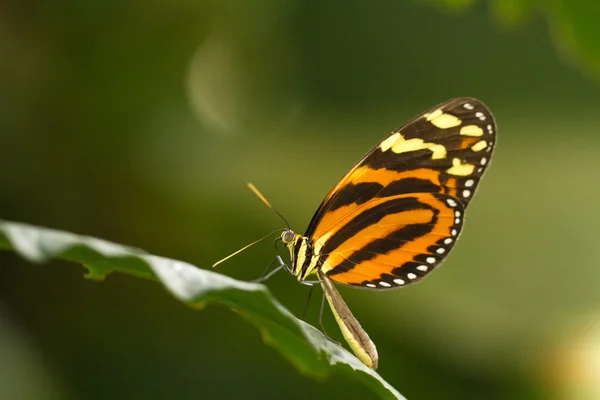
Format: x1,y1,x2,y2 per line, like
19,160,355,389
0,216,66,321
304,98,496,289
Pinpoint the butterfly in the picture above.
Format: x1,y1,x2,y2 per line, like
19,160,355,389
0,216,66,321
218,98,496,369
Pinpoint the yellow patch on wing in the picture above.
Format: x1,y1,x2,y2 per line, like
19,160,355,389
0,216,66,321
460,125,484,137
471,140,487,152
379,132,401,152
446,157,475,176
381,133,447,160
424,109,461,129
424,109,443,121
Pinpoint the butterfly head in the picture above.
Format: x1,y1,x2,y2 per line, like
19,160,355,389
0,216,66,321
280,229,299,265
279,229,317,280
280,228,296,245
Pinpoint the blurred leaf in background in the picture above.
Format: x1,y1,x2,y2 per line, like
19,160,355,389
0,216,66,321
1,0,600,399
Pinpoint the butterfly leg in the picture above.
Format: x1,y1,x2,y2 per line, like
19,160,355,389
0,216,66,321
301,285,314,320
252,255,289,283
300,279,322,285
318,288,341,346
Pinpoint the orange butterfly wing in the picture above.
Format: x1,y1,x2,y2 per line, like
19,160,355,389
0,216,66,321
305,98,496,289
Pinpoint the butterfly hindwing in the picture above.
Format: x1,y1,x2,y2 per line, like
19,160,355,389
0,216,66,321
316,192,464,289
304,98,495,289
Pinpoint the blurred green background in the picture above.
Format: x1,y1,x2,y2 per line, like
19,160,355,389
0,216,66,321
2,1,600,399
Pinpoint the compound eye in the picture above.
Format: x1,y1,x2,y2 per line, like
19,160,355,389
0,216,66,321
281,229,295,244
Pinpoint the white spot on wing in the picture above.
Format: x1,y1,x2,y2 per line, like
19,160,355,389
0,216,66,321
463,103,474,110
426,257,435,264
394,278,405,285
417,265,428,272
366,283,376,288
447,198,457,207
407,273,417,280
451,229,457,236
481,157,487,165
379,281,391,287
436,248,445,255
444,238,453,245
465,179,474,187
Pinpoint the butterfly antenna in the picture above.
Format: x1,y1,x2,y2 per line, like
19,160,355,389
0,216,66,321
247,182,291,229
212,228,284,268
212,183,290,269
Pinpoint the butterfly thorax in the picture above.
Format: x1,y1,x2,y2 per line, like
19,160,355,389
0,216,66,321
281,229,321,281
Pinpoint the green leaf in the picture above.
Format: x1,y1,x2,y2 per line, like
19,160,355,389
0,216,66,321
0,220,404,400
